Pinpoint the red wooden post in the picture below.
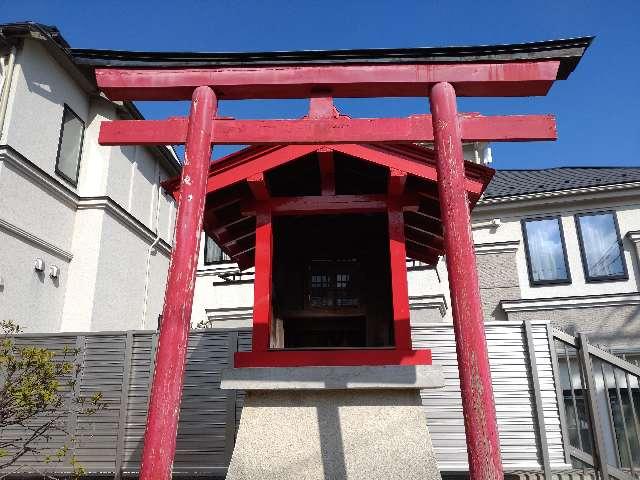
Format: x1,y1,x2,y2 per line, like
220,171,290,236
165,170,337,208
429,82,503,480
252,208,273,351
387,201,412,351
139,86,216,480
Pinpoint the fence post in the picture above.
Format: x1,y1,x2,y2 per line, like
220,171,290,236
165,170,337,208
577,333,610,479
115,331,133,479
547,326,573,465
224,331,239,465
523,321,552,477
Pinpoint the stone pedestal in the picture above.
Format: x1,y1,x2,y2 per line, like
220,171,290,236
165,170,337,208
221,365,445,480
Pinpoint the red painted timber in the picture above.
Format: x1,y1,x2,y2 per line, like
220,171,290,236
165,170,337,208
98,114,557,146
242,194,419,216
139,87,216,480
252,209,273,352
202,143,487,198
388,168,407,196
207,144,319,192
388,201,412,351
332,143,486,195
234,348,432,368
318,149,336,195
247,173,270,201
95,61,560,100
430,82,503,480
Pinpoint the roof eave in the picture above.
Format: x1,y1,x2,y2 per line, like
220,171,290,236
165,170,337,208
70,36,594,81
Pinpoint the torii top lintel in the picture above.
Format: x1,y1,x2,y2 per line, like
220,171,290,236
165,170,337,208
89,37,592,100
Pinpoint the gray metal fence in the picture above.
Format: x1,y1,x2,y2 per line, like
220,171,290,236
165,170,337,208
552,328,640,480
2,322,567,478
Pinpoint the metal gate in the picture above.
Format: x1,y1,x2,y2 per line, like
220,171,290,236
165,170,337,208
553,328,640,479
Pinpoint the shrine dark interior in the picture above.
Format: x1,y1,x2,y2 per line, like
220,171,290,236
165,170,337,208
271,213,394,349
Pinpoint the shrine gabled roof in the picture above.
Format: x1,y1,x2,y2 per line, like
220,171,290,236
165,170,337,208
165,143,494,270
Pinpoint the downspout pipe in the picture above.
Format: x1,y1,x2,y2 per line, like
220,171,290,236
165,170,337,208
141,164,163,328
0,46,17,142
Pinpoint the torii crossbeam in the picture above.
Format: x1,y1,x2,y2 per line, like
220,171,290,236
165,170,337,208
90,36,592,480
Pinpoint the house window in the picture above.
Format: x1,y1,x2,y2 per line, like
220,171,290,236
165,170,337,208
203,235,230,265
55,105,85,185
575,212,627,281
522,216,571,285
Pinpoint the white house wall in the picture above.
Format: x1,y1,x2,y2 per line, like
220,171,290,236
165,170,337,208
91,211,163,331
0,37,176,333
2,40,89,178
473,190,640,347
0,229,69,331
473,197,640,300
0,150,76,249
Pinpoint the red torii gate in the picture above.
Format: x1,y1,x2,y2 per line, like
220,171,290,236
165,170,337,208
92,38,590,480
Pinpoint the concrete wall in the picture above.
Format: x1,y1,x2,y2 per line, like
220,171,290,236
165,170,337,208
0,38,177,333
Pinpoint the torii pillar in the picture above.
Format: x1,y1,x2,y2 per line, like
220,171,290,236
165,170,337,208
431,82,502,479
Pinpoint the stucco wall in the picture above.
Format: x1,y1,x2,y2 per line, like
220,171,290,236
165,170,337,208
0,153,76,250
508,305,640,349
59,208,102,331
0,39,176,333
91,212,162,331
0,229,69,332
2,40,89,182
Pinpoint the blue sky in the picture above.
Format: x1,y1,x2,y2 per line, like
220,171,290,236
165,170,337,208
2,0,639,169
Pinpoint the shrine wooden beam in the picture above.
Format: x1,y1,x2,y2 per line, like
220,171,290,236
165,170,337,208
242,194,417,216
405,236,443,256
220,230,255,249
332,144,486,195
405,211,444,236
405,247,438,266
207,144,320,193
388,201,412,351
318,149,336,196
405,223,444,245
247,173,270,201
99,114,557,146
388,168,407,197
252,209,272,351
207,193,244,211
234,349,432,368
211,215,250,237
95,61,561,100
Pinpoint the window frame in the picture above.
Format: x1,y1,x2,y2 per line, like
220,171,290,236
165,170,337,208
574,210,628,283
203,235,231,265
521,215,572,286
54,104,85,187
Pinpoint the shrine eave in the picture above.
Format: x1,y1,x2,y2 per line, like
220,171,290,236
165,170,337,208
70,36,593,80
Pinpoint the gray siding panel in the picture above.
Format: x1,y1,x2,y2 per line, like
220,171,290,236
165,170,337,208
75,334,126,472
412,322,567,471
2,324,566,475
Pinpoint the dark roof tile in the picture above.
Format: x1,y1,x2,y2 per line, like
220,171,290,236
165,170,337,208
484,167,640,198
